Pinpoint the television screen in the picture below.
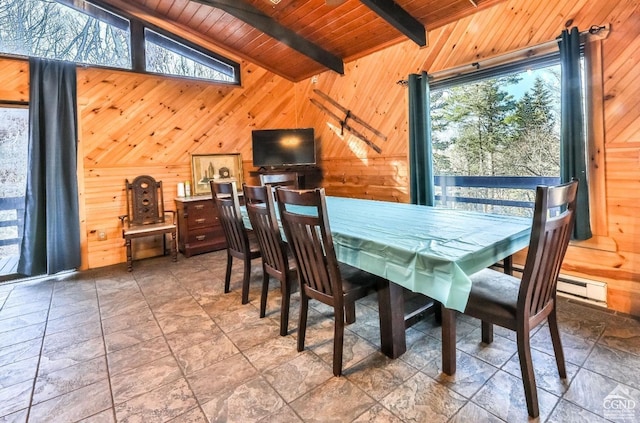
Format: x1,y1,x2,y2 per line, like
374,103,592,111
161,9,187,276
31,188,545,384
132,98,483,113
252,128,316,168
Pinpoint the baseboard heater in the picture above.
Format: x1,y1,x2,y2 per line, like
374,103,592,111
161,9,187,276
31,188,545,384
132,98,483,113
498,262,608,307
556,274,607,306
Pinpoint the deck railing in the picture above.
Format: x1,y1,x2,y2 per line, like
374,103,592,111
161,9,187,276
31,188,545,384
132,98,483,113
434,175,561,210
0,196,25,248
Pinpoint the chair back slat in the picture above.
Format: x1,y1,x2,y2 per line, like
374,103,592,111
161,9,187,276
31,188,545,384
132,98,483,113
210,181,248,254
276,188,341,305
126,175,166,226
243,184,289,277
519,180,578,319
260,173,298,189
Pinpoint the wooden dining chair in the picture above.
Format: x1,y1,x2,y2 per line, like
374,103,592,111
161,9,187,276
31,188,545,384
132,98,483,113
243,184,297,336
259,173,298,189
119,175,177,272
210,180,261,304
462,179,578,417
275,187,387,376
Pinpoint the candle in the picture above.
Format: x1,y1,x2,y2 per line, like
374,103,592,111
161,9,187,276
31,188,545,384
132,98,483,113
177,182,185,197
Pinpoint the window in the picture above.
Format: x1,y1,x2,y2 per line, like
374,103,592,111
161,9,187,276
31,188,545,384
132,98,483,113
0,0,131,69
0,107,28,265
145,29,237,83
430,55,564,217
0,0,240,84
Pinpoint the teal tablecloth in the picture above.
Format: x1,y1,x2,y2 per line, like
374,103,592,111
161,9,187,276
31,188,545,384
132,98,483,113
244,196,531,312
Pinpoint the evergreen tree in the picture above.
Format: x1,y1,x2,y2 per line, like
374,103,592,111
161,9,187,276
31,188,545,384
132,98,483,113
507,75,560,176
439,76,517,176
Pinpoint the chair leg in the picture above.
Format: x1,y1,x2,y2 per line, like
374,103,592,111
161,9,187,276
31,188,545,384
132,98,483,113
170,231,177,262
481,321,494,344
345,301,356,324
241,256,251,305
125,238,133,272
224,252,233,294
298,294,309,352
516,329,539,418
334,306,345,377
548,308,567,378
280,277,291,336
260,266,269,318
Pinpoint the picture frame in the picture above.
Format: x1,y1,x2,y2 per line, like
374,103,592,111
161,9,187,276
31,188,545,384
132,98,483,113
191,153,243,196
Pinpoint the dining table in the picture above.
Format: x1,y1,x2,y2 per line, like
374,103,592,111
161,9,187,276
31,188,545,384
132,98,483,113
243,195,532,374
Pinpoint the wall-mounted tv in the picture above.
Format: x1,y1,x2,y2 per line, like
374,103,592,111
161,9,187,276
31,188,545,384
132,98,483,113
252,128,316,168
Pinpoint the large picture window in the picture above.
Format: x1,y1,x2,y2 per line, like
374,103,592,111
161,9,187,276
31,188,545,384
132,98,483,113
430,56,565,217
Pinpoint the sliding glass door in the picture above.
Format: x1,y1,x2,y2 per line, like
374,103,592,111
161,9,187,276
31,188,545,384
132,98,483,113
0,106,28,280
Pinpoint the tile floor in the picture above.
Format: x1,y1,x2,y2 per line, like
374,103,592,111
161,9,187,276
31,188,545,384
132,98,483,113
1,250,639,422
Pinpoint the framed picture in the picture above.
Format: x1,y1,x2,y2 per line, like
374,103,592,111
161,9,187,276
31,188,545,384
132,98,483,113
191,153,243,196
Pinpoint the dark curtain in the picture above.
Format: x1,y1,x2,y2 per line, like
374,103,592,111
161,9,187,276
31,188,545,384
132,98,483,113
408,71,435,206
559,27,592,240
18,58,81,275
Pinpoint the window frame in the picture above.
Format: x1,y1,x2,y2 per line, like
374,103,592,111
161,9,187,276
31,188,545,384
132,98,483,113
0,0,241,85
427,37,608,240
71,0,242,84
143,27,239,83
428,52,564,216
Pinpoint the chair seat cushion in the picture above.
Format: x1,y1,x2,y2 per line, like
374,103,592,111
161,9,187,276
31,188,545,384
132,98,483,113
124,222,176,237
465,268,520,325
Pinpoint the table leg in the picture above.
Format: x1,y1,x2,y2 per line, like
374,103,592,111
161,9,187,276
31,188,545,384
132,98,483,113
504,255,513,275
377,280,406,358
442,307,457,375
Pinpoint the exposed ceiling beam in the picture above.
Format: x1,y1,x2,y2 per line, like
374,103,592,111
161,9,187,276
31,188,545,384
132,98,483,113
359,0,427,47
191,0,344,75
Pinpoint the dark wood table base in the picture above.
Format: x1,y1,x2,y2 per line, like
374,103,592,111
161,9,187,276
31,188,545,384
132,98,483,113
377,281,440,359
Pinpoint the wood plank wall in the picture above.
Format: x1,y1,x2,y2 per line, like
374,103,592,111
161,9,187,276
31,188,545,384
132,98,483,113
296,0,640,315
294,0,640,314
78,62,299,268
1,0,639,315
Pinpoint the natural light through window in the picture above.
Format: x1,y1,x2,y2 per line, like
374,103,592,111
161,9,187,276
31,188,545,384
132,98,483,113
0,107,28,258
430,63,562,217
0,0,131,68
145,29,236,83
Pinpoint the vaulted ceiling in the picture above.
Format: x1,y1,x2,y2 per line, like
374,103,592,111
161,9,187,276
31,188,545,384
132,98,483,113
95,0,507,81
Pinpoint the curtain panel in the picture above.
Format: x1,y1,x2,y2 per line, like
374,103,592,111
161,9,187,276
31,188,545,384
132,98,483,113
559,27,592,240
408,71,435,206
18,58,81,276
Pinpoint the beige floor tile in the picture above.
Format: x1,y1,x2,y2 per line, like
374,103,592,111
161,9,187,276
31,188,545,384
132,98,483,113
1,256,639,422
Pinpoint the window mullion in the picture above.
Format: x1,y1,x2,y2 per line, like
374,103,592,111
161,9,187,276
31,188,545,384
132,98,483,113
130,20,145,73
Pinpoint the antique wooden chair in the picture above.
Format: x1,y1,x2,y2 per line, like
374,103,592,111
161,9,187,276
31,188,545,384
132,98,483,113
462,180,578,417
210,180,261,304
275,187,387,376
243,184,297,335
119,175,177,272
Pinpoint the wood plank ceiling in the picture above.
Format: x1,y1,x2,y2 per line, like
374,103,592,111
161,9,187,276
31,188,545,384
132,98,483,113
95,0,507,81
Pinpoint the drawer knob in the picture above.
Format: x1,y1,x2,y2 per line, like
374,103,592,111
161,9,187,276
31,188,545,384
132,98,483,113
194,204,205,210
195,218,206,224
196,235,206,241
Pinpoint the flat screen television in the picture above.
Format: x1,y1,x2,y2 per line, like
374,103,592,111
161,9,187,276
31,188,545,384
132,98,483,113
252,128,316,168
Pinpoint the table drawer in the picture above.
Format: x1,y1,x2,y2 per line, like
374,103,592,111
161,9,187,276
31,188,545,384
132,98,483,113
185,226,225,248
186,204,218,228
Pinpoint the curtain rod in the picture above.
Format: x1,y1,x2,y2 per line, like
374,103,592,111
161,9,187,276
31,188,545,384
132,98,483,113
397,24,609,86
